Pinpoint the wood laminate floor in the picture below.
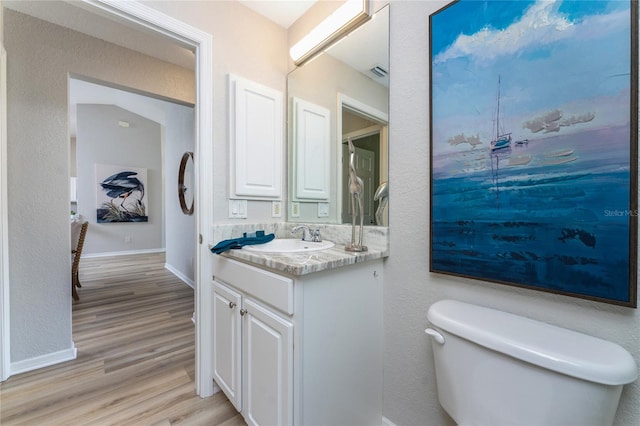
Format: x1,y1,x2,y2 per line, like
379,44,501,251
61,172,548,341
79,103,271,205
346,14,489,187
0,252,246,426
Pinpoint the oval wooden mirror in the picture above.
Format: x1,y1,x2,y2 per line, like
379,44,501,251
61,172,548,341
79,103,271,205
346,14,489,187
178,152,194,215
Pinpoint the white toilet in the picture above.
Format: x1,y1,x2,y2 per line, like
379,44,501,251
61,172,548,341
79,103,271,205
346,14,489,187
425,299,638,426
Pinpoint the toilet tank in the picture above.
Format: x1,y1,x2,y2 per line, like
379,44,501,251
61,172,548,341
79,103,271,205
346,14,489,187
426,300,637,426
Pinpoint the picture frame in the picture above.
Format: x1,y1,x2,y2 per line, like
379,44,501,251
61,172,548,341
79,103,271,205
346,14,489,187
429,0,638,307
96,164,148,223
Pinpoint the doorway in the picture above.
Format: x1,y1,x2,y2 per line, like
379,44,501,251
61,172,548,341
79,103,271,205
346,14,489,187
341,131,381,225
69,77,195,281
337,94,389,227
0,1,215,397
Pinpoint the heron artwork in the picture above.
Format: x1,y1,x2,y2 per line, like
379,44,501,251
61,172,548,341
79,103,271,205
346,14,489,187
97,168,148,223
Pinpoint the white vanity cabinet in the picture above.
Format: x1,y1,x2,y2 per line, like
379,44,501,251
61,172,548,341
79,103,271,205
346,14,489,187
211,254,383,426
212,259,293,426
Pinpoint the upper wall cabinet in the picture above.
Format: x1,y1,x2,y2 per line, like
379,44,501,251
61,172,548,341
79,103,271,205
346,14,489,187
229,75,283,199
292,97,330,200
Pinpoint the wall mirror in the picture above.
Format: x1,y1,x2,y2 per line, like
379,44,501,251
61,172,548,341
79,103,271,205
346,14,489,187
288,4,389,226
178,151,194,215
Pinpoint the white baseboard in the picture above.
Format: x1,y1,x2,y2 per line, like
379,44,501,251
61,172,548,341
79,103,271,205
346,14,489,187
382,416,397,426
83,248,165,259
10,344,77,376
164,263,195,288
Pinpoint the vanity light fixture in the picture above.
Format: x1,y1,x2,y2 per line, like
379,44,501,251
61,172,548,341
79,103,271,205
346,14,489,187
290,0,371,66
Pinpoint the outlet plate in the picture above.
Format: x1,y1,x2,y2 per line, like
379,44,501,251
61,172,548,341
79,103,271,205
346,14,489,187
272,201,282,218
290,202,300,218
318,202,329,218
229,199,247,219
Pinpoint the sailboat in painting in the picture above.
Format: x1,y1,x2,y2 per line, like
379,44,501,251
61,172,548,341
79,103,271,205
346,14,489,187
490,76,512,151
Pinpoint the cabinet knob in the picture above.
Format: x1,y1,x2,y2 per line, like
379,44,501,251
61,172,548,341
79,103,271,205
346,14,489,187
229,301,236,309
240,308,248,316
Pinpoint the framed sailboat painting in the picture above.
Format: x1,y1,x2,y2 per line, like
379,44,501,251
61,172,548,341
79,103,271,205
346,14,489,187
429,0,638,307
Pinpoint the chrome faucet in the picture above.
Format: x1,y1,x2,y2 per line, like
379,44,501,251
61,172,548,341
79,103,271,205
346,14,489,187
292,225,322,242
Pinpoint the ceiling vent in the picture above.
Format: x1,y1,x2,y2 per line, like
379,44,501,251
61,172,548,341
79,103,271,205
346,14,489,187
369,64,388,78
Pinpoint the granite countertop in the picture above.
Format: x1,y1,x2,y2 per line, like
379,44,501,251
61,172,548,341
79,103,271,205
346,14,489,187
219,243,388,276
210,223,389,276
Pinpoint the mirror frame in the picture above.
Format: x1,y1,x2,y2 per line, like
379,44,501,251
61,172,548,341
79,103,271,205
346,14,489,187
178,151,194,215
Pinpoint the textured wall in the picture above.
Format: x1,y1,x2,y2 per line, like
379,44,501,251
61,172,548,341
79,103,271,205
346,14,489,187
384,1,639,425
4,9,194,362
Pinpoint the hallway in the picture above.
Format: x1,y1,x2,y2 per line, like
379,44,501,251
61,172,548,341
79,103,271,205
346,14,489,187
0,253,245,425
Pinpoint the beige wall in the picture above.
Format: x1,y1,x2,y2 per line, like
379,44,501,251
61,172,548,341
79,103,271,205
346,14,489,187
4,8,195,362
384,1,639,425
141,0,289,224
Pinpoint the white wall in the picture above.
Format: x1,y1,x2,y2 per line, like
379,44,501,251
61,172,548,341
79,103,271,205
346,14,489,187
3,9,194,364
69,78,195,283
384,1,639,426
70,78,195,282
77,105,163,254
164,103,196,283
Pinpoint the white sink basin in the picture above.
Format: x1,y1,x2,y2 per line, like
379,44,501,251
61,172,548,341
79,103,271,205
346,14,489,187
243,239,334,254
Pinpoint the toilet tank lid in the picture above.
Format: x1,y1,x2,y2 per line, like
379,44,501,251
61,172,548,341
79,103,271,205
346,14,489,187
427,300,638,386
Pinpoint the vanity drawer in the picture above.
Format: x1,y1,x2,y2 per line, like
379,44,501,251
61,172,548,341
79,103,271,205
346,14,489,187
212,256,294,315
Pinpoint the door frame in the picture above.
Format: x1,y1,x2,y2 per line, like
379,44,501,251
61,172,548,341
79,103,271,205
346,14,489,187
0,0,215,396
1,41,10,383
341,138,378,225
336,93,389,226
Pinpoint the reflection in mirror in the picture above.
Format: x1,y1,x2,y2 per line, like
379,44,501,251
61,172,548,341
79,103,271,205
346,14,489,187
342,112,383,225
288,4,389,225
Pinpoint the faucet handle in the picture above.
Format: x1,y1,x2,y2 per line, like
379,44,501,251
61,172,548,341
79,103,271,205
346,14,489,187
312,228,322,242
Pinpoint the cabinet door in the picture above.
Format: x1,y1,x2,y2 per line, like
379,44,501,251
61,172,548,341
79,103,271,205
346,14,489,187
293,97,330,200
229,74,283,199
212,280,242,411
242,298,293,426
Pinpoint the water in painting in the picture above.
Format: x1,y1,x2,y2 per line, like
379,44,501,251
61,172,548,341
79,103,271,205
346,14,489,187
430,0,635,303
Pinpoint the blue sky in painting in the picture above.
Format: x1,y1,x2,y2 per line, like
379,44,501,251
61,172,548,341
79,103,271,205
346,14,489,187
431,0,632,153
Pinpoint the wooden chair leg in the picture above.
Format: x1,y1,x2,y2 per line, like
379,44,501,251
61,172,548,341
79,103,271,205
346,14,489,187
71,221,88,301
72,276,79,301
